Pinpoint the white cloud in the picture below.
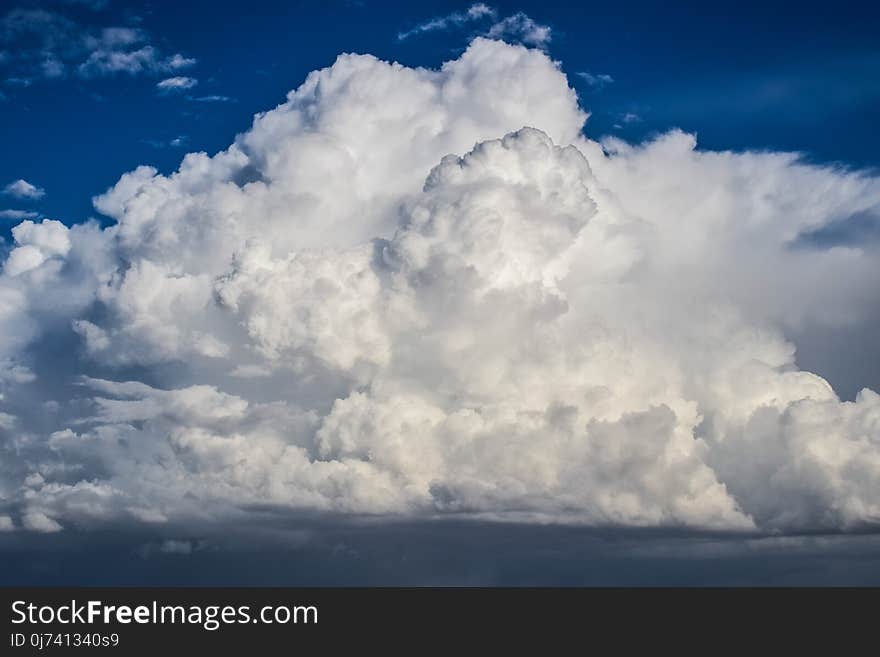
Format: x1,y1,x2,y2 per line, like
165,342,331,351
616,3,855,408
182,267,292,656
157,76,198,92
487,12,552,46
3,179,45,200
4,219,71,276
78,46,157,75
165,53,197,70
2,39,880,537
78,46,195,77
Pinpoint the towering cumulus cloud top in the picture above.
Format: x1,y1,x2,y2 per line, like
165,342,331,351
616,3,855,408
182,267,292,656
2,39,879,536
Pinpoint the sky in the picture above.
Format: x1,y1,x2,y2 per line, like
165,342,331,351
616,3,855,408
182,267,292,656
1,0,880,585
3,0,879,227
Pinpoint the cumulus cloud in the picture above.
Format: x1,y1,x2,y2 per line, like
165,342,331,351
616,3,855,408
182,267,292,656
3,179,45,200
1,39,880,538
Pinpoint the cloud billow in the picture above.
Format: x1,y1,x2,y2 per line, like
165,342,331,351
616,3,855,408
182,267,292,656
1,39,880,538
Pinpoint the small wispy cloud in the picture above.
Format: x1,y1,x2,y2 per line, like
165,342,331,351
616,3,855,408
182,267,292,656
3,179,45,200
398,4,551,48
157,76,198,92
79,46,195,77
576,72,614,88
165,53,197,70
0,209,39,220
188,94,235,103
398,3,495,41
0,8,196,83
42,57,64,78
97,26,143,48
58,0,110,9
612,112,643,130
486,12,552,46
144,135,189,149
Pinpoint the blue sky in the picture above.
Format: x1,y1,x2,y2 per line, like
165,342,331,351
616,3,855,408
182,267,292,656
2,0,879,228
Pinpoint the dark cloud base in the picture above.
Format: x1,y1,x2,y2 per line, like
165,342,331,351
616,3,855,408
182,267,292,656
2,519,879,586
